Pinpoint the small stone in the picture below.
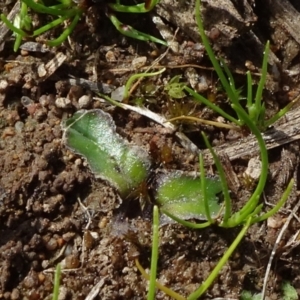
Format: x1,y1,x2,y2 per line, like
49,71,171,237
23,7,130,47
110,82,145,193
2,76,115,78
0,79,8,91
64,254,80,269
55,97,72,108
74,158,82,166
131,56,147,69
37,64,47,77
11,288,20,300
244,157,261,182
105,50,116,62
21,96,34,107
46,237,58,251
39,95,49,107
15,121,24,133
111,86,125,102
23,271,39,289
78,94,92,108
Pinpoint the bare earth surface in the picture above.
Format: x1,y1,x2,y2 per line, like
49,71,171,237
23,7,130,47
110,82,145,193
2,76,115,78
1,0,300,299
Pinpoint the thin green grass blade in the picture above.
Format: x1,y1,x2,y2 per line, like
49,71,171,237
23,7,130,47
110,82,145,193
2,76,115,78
246,71,253,112
187,217,252,299
219,58,238,96
46,13,81,46
201,132,232,224
108,14,167,45
148,206,159,300
52,264,61,300
124,68,166,100
199,153,212,223
161,210,212,229
264,94,300,128
184,86,240,125
109,0,159,13
0,14,28,37
254,41,270,123
195,0,239,105
22,0,78,16
135,259,186,300
252,179,294,224
32,15,69,37
227,104,268,226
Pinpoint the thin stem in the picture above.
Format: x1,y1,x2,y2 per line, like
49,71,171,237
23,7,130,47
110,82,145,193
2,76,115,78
220,58,238,93
227,104,268,226
195,0,240,106
252,179,294,224
187,217,252,299
265,94,300,128
135,259,186,300
108,13,167,45
32,14,69,37
14,1,28,52
199,154,212,223
201,133,232,224
22,0,78,16
246,71,253,113
96,93,125,108
109,0,159,13
167,115,240,130
46,12,81,46
162,210,212,229
52,264,61,300
184,86,240,125
148,206,159,300
254,41,270,123
124,68,166,100
0,14,28,37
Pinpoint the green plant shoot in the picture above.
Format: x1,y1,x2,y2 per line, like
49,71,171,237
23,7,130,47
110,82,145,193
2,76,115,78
1,0,165,51
52,264,61,300
62,109,151,198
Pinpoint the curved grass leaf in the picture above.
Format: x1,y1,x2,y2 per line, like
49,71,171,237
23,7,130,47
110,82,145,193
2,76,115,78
62,109,151,197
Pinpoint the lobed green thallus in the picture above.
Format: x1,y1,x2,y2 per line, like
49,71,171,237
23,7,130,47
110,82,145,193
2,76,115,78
62,109,222,212
156,172,222,222
62,109,151,198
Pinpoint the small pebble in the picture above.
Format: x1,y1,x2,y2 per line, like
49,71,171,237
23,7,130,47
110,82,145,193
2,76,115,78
37,64,47,77
21,96,34,107
131,56,147,68
23,272,38,289
11,288,20,300
15,121,24,133
74,158,82,166
111,86,125,102
39,95,49,107
46,237,58,251
64,254,80,269
0,79,8,91
78,94,92,108
20,49,29,56
55,97,72,108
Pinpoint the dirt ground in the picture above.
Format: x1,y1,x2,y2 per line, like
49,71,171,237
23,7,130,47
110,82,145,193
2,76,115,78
1,0,300,299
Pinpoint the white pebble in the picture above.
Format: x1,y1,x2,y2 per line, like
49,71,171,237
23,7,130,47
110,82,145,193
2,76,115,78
55,97,71,108
78,94,92,108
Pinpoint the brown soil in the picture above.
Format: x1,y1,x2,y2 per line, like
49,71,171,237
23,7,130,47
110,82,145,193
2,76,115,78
1,1,300,299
